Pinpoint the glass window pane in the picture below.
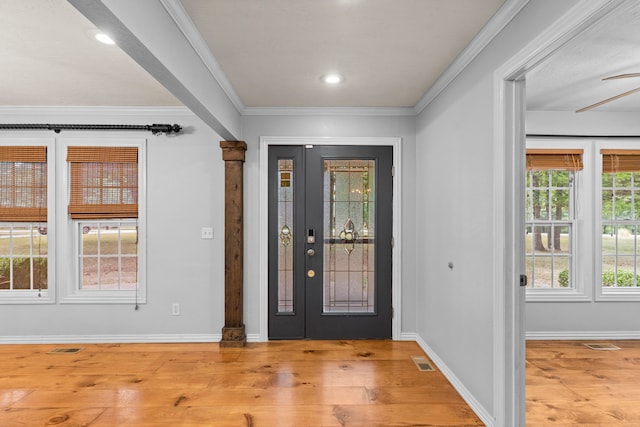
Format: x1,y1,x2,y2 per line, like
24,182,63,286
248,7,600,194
277,159,294,313
324,159,376,313
602,190,614,220
525,256,533,289
81,257,98,289
532,190,549,220
616,172,632,187
0,257,9,289
551,190,570,220
553,257,570,288
602,173,613,187
12,226,31,256
99,256,119,289
12,258,30,289
532,255,552,288
614,190,632,220
121,226,138,255
551,170,570,187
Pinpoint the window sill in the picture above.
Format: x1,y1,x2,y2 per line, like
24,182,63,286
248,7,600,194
60,290,146,304
526,289,591,302
0,291,55,304
596,288,640,302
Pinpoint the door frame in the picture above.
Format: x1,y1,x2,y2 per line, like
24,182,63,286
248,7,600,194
259,136,402,341
494,1,622,424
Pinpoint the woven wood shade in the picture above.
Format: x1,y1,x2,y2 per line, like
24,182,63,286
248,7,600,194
67,146,138,219
0,146,47,222
601,149,640,173
526,149,584,171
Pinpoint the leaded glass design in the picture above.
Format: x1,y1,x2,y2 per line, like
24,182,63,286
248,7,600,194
278,160,294,312
323,160,375,313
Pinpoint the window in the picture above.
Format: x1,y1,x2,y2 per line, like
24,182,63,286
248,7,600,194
527,140,640,302
598,148,640,298
62,142,145,303
0,143,54,303
525,149,582,292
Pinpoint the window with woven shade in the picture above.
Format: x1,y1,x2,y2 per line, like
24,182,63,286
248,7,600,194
0,144,50,301
67,146,138,219
0,146,48,222
525,148,582,292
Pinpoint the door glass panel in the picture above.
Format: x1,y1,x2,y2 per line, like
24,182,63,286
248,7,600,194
323,160,375,313
278,159,294,313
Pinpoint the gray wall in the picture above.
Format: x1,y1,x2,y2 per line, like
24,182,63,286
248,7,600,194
526,110,640,337
0,109,227,341
415,0,580,417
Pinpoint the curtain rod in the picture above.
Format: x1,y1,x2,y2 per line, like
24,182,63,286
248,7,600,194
0,123,182,135
527,134,640,139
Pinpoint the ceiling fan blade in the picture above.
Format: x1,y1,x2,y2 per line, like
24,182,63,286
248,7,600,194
603,73,640,80
576,86,640,113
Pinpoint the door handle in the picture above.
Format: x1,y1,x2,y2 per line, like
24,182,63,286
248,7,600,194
306,248,315,257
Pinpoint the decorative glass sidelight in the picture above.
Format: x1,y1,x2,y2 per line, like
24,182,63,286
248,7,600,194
323,159,376,313
277,160,294,313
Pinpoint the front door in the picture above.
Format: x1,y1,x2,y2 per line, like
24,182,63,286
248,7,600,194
268,145,393,339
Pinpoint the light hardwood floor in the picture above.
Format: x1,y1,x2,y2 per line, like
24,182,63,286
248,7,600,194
0,340,482,426
527,340,640,426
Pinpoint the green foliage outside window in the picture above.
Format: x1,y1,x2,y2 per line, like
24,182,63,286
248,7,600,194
0,258,47,290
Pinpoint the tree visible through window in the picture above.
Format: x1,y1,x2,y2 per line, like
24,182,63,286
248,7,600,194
600,150,640,288
525,149,582,289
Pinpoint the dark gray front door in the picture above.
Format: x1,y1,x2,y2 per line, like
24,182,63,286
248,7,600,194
268,145,393,339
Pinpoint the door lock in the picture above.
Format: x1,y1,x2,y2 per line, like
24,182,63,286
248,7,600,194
306,248,315,257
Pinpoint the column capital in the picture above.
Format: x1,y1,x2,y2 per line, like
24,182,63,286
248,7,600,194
220,141,247,162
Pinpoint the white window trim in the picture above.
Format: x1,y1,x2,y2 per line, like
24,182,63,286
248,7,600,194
59,138,146,304
526,139,592,302
0,138,56,305
595,139,640,301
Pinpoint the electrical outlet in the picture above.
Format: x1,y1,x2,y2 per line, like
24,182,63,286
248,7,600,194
171,303,180,316
201,227,214,239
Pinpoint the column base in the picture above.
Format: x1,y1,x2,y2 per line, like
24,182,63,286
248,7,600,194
220,325,247,348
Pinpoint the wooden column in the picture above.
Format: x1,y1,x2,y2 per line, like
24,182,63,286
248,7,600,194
219,141,247,347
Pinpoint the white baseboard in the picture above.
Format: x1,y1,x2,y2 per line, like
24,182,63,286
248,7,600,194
414,334,494,427
526,331,640,340
0,334,222,344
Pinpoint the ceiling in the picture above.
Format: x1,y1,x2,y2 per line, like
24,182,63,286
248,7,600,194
526,2,640,113
0,0,503,109
1,1,638,113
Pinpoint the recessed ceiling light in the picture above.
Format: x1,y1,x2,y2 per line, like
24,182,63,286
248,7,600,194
322,73,344,85
86,29,116,45
94,32,115,45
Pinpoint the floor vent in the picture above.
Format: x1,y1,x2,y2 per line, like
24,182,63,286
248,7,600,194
47,348,83,354
412,356,435,372
584,343,621,351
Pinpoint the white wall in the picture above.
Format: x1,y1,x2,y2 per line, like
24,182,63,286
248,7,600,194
526,110,640,338
0,108,226,342
415,0,580,420
240,114,417,337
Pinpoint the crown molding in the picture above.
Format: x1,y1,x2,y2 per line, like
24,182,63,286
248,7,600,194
414,0,530,115
159,0,245,113
242,106,416,117
0,105,193,117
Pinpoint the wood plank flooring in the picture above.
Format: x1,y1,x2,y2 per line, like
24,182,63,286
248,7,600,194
0,340,483,426
527,340,640,426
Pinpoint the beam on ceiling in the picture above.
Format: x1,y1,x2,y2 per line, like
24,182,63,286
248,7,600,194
68,0,240,141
